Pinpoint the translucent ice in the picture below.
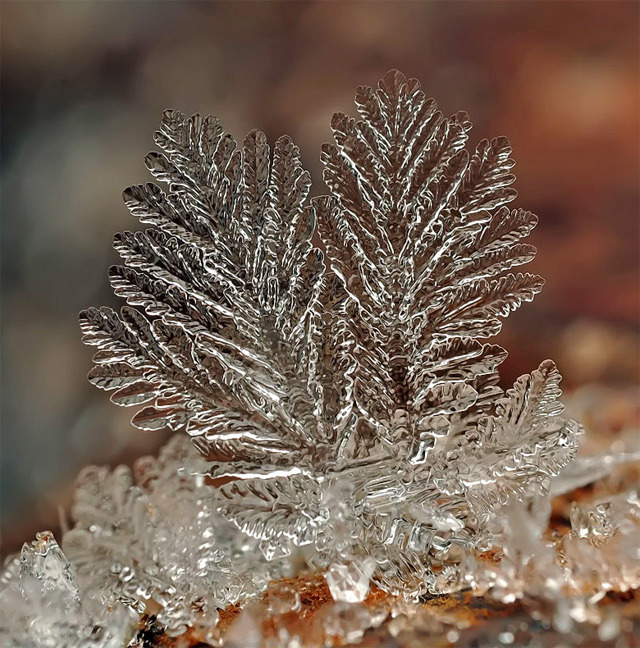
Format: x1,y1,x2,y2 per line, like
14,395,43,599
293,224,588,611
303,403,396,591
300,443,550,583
325,558,376,603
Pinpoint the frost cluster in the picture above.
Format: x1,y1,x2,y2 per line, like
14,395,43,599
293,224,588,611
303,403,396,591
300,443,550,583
1,71,638,647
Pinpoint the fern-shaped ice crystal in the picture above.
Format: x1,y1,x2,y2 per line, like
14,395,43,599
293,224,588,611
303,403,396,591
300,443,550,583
80,71,582,597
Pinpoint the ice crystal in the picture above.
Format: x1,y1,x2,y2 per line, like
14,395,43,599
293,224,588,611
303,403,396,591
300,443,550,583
77,70,581,597
3,71,638,647
0,532,133,648
325,558,377,603
62,436,290,636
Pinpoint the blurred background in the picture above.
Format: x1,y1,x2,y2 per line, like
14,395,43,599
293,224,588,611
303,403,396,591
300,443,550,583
1,0,638,556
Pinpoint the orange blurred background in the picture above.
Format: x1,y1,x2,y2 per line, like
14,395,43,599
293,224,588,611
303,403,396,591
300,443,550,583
1,0,638,556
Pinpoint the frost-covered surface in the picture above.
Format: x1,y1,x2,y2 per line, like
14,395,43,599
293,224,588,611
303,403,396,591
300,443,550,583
1,448,638,646
1,71,638,646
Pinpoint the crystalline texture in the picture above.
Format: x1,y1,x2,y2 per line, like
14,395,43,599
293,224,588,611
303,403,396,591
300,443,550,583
5,71,628,646
325,558,376,603
0,532,132,648
19,531,80,605
62,435,290,635
77,71,582,599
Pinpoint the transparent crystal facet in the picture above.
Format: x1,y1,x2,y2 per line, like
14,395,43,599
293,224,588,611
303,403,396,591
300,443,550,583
325,558,376,603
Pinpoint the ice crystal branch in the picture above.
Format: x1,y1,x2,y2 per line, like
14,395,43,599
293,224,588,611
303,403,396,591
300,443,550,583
80,116,326,465
78,71,582,595
318,73,541,441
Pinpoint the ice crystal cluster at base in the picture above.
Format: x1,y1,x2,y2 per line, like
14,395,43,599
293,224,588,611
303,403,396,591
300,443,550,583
2,440,638,647
1,71,638,647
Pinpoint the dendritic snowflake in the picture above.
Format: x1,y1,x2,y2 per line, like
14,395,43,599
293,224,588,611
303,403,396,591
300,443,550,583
9,71,638,648
78,70,581,596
